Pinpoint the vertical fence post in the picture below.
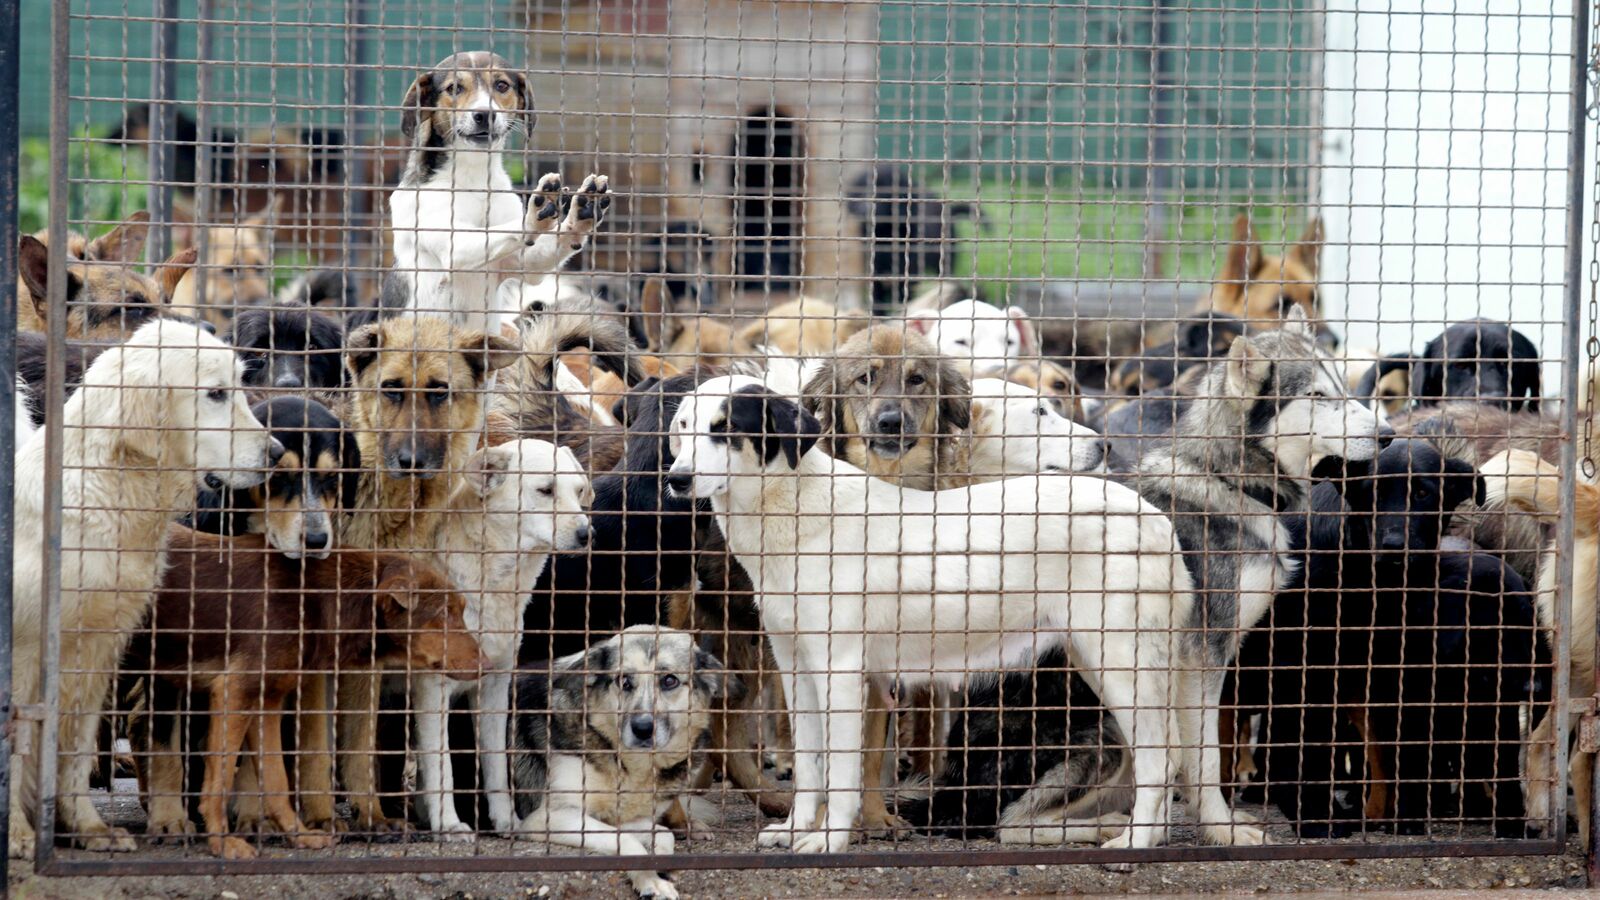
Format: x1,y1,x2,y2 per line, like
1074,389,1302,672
147,0,179,261
1142,0,1174,280
0,0,21,886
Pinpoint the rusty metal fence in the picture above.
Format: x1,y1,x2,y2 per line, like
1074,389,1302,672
1,0,1596,889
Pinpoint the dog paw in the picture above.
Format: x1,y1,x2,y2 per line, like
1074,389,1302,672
1202,821,1268,847
435,821,475,843
9,828,35,860
526,173,565,235
146,815,197,844
646,825,676,856
560,174,611,246
78,826,137,853
857,809,909,839
634,872,679,900
211,835,258,860
757,821,796,849
790,828,848,854
291,830,336,850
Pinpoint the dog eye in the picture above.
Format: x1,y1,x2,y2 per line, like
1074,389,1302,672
443,83,462,97
660,674,680,691
953,338,970,347
383,390,404,404
620,676,635,692
207,389,227,403
857,372,871,386
538,484,554,497
494,79,511,93
1036,406,1049,416
428,391,448,407
905,373,925,387
1052,380,1067,391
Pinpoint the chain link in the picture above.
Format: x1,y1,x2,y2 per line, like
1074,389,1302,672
1585,0,1600,478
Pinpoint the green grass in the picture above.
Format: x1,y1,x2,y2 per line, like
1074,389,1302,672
18,137,150,236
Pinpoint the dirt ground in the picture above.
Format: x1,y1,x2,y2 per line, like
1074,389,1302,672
6,783,1595,899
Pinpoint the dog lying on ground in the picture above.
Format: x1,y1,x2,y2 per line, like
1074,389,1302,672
1415,319,1542,412
1481,448,1600,844
17,212,199,341
667,376,1198,853
511,627,730,900
802,325,971,491
134,528,485,858
190,396,360,560
228,303,346,395
8,319,279,858
413,439,593,838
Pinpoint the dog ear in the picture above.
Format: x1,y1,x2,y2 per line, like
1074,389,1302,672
156,246,198,300
400,72,437,142
636,277,668,350
17,235,50,308
1211,213,1263,314
338,425,363,511
1417,333,1446,405
968,397,995,435
1287,217,1323,278
692,645,740,702
1280,304,1316,341
241,194,285,232
1509,327,1542,412
763,395,821,469
1223,337,1270,399
905,311,937,337
457,331,523,383
85,210,151,263
1442,455,1485,511
937,358,972,433
345,322,384,380
463,446,512,498
511,70,537,126
555,639,617,693
1004,306,1037,356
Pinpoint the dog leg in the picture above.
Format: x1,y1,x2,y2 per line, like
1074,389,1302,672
520,804,677,900
1075,635,1174,855
200,700,254,860
143,703,195,841
1575,748,1595,848
256,709,334,850
478,671,517,834
59,688,136,853
414,674,469,839
337,673,407,835
1193,668,1265,846
9,745,36,859
294,673,338,831
859,684,907,837
997,810,1130,846
520,174,610,270
759,633,823,850
232,756,273,833
1524,705,1563,836
718,701,791,817
791,635,866,855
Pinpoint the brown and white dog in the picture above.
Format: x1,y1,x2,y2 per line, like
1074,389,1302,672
381,50,610,333
169,198,280,328
1199,213,1326,338
16,212,197,341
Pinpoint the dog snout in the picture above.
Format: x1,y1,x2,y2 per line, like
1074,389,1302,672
628,715,655,744
1377,427,1397,450
267,438,288,467
304,530,330,552
666,470,694,495
471,110,490,131
873,406,904,435
273,369,304,390
573,523,592,546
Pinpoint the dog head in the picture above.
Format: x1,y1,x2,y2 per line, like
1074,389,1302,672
346,315,519,478
17,212,197,341
401,51,533,149
1354,353,1417,416
1417,319,1541,412
76,319,281,490
229,303,345,392
1000,359,1082,420
668,376,821,499
1205,214,1330,343
968,378,1104,475
803,325,969,462
171,199,279,321
553,625,729,753
375,560,488,680
1219,307,1381,476
1353,438,1485,557
462,438,593,554
907,299,1036,373
230,397,356,560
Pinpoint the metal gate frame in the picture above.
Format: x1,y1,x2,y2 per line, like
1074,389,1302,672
0,0,1594,883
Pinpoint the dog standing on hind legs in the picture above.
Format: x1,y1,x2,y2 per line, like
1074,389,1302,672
8,319,280,858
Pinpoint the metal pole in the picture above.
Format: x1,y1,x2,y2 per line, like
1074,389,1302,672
347,0,374,267
1142,0,1174,281
38,0,71,868
0,0,22,885
192,0,211,310
147,0,179,261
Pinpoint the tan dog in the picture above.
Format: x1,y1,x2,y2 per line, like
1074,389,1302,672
636,278,750,370
170,198,279,327
297,315,520,834
737,296,868,358
999,359,1083,421
1200,213,1323,329
15,211,196,341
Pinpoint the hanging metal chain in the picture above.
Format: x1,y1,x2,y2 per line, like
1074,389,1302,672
1585,0,1600,477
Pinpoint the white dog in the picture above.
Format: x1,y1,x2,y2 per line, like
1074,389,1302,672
907,299,1039,373
665,376,1196,854
414,438,593,838
967,377,1104,478
10,319,277,858
384,50,610,333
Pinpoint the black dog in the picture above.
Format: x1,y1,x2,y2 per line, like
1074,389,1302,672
1417,319,1541,411
189,396,360,560
1244,439,1545,837
1109,312,1246,397
228,303,345,393
846,165,981,313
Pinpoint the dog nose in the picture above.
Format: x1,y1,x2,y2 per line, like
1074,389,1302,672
1379,532,1407,552
471,110,490,130
874,408,903,435
1377,427,1397,450
573,524,592,546
666,471,694,494
629,716,655,743
304,531,329,552
267,438,287,466
395,447,424,471
274,370,303,390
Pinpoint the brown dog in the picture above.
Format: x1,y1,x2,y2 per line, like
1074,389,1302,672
1000,359,1083,421
803,325,971,492
305,314,518,833
1200,213,1323,329
170,198,280,327
135,527,485,859
15,212,196,341
736,296,868,359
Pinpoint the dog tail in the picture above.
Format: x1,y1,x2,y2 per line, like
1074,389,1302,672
1480,449,1597,535
889,772,1007,837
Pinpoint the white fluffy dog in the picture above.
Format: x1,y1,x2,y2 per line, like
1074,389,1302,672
967,377,1103,478
907,299,1039,373
665,376,1196,854
10,319,277,857
415,439,593,837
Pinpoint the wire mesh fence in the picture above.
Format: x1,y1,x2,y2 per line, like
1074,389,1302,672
5,0,1596,886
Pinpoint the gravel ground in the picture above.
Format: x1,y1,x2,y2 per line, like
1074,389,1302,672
6,782,1595,899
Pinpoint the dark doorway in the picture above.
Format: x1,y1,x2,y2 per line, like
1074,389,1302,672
732,107,802,293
